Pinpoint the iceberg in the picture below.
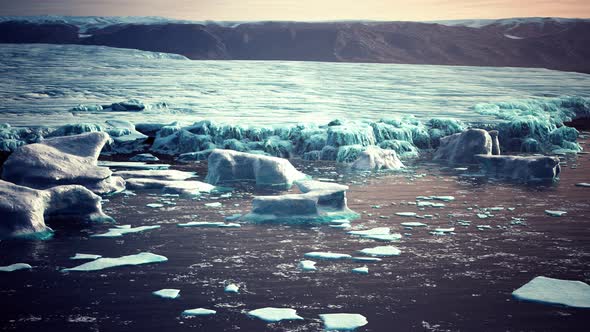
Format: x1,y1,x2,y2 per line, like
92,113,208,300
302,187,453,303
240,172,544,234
475,155,561,182
70,253,102,260
351,146,404,170
434,129,493,164
2,132,125,194
181,308,217,316
205,149,306,189
0,263,32,272
247,307,304,322
224,283,240,293
61,252,168,272
152,289,180,299
359,245,401,257
243,180,357,223
396,212,417,217
304,252,352,260
352,266,369,274
512,276,590,308
352,257,382,262
0,180,114,238
545,210,567,217
400,221,427,227
319,313,368,331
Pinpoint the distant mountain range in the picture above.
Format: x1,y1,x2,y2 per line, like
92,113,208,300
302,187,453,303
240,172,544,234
1,16,589,73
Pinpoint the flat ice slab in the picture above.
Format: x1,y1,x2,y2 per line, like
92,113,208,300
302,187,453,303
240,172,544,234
298,260,317,271
512,276,590,308
98,161,170,170
0,263,32,272
400,221,427,227
545,210,567,217
182,308,217,316
304,252,352,260
352,266,369,274
70,253,102,260
319,313,368,331
114,169,196,181
62,252,168,272
247,307,304,322
91,225,160,238
153,289,180,299
396,212,417,217
359,245,401,257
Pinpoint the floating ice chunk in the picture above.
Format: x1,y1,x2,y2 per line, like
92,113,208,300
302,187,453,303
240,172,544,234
127,178,215,197
0,180,114,238
475,155,561,182
348,227,390,236
0,263,32,272
130,153,159,162
351,146,404,170
91,225,160,238
319,313,368,331
2,132,124,194
396,212,417,217
575,183,590,187
330,223,351,229
225,213,242,221
352,257,382,262
177,221,224,227
153,289,180,299
304,252,352,260
477,225,492,230
434,227,455,233
206,149,306,189
363,233,402,241
417,201,445,208
545,210,566,217
431,196,455,201
205,202,223,208
359,245,401,257
146,203,164,208
331,219,351,224
114,169,196,181
298,260,317,271
434,129,493,164
218,223,241,228
352,266,369,274
182,308,216,316
70,253,102,260
477,214,489,219
98,161,170,170
512,276,590,308
247,307,304,322
224,283,239,293
400,221,427,227
61,252,167,272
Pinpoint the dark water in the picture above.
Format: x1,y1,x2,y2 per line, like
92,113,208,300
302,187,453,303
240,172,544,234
1,143,589,331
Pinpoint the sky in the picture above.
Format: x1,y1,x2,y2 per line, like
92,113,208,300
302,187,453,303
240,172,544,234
0,0,589,21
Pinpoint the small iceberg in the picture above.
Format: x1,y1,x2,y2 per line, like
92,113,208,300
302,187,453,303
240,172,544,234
61,252,167,272
225,283,240,293
247,307,304,322
177,221,240,228
319,313,368,331
182,308,216,316
545,210,567,217
352,266,369,274
575,183,590,187
205,202,223,208
298,260,317,271
512,276,590,308
348,227,402,241
352,257,382,263
147,203,164,208
396,212,417,217
153,289,180,299
70,253,102,260
0,263,32,272
304,252,352,260
91,225,160,238
400,221,427,227
359,245,401,257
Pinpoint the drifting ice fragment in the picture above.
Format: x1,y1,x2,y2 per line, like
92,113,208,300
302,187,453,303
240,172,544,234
363,233,403,241
545,210,566,217
348,227,389,236
575,183,590,187
400,221,427,227
352,257,382,262
70,253,102,260
205,202,222,208
304,252,352,260
98,161,170,170
512,276,590,308
182,308,216,316
61,252,167,272
91,225,160,238
298,260,317,271
319,313,368,331
359,245,401,257
130,153,159,162
225,283,240,293
153,289,180,299
128,178,215,197
247,307,304,322
352,266,369,274
146,203,164,208
115,169,196,181
396,212,417,217
0,263,32,272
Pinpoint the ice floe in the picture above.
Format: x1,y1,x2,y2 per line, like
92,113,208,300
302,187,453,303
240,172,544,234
61,252,167,272
126,178,215,196
130,153,159,162
98,161,170,170
351,146,404,170
114,169,197,181
396,212,417,217
475,155,561,182
319,313,368,331
182,308,217,316
304,252,352,260
434,129,493,164
0,263,32,272
152,289,180,299
359,245,401,257
2,132,125,194
512,276,590,308
352,266,369,274
177,221,240,228
352,257,382,262
70,253,102,260
247,307,304,322
224,283,240,293
298,260,317,271
545,210,567,217
400,221,427,227
90,225,160,238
